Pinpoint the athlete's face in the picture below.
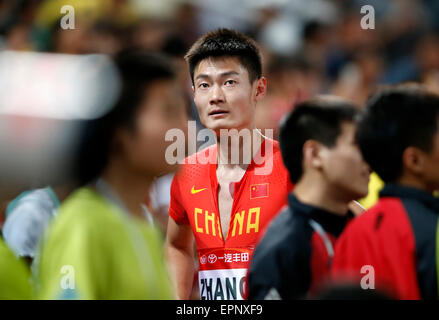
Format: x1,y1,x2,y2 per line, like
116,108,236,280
192,57,266,134
119,79,188,177
320,122,370,200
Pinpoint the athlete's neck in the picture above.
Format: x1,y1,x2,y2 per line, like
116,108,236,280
216,126,264,170
293,174,350,216
100,159,152,219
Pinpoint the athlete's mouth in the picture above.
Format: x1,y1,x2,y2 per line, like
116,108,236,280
208,109,229,116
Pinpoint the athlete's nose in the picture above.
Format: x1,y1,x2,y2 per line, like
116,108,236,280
209,83,225,105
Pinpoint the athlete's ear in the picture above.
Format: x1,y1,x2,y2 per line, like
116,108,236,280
254,77,267,102
303,140,323,170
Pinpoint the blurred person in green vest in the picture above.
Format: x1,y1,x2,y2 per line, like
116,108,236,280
37,49,188,299
0,238,32,299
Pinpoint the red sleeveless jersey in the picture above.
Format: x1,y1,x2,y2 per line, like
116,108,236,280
169,138,293,300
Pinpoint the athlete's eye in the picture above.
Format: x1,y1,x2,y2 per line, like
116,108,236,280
198,83,209,89
224,80,236,86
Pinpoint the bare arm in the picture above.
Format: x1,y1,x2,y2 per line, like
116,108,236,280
165,217,195,300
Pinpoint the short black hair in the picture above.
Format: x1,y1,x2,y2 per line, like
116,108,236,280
356,84,439,183
185,28,262,84
279,97,358,184
74,50,176,186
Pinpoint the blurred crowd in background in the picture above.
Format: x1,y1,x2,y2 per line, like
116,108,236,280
1,0,439,230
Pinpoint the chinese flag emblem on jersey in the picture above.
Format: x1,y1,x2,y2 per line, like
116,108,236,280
250,183,269,199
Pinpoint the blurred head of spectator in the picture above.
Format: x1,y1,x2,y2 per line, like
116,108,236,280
129,18,170,52
2,0,41,51
83,19,123,55
415,32,439,79
302,20,331,71
255,55,323,138
332,49,384,106
46,17,90,54
74,50,188,187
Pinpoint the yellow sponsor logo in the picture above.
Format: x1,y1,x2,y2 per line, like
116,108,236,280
194,207,260,238
191,186,207,194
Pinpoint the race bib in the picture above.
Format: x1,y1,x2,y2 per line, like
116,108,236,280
197,247,253,300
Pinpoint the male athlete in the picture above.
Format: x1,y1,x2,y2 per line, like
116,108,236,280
165,29,293,300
